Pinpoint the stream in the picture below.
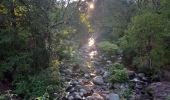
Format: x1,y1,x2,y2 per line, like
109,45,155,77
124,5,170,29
61,37,120,100
61,37,153,100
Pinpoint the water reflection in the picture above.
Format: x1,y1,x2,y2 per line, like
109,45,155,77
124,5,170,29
88,38,95,47
88,37,97,59
89,50,97,59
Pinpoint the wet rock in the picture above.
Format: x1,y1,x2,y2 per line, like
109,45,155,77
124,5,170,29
108,93,120,100
93,76,104,85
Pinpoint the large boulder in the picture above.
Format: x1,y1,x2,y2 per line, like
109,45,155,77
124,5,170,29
147,82,170,100
93,76,104,85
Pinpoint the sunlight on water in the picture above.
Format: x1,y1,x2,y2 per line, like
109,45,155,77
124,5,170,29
88,37,97,59
89,50,97,59
88,38,95,47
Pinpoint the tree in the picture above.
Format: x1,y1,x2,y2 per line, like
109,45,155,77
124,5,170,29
120,0,170,74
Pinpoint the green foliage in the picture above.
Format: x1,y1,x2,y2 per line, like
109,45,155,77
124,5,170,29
80,13,94,33
166,96,170,100
35,92,49,100
122,10,167,72
114,88,133,100
109,63,124,70
93,0,134,41
0,94,6,100
97,41,119,55
109,63,128,83
15,74,47,99
15,59,62,99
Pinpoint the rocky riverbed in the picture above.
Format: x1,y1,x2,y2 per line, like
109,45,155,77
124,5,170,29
60,39,170,100
60,42,121,100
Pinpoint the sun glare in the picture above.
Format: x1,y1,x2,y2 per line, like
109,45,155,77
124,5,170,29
88,38,95,47
89,3,94,9
89,51,97,59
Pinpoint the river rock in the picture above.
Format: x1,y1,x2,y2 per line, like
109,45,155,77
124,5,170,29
71,80,79,86
108,93,120,100
68,95,74,100
79,92,84,96
103,71,110,78
90,73,96,77
66,86,75,93
84,73,90,79
127,70,136,79
138,73,145,78
93,76,104,85
75,94,82,99
86,93,104,100
106,60,112,64
80,88,87,95
147,82,170,100
65,69,73,75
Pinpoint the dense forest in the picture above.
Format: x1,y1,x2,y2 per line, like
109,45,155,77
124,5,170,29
0,0,170,100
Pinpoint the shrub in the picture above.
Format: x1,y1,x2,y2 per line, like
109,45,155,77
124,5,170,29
35,92,49,100
15,74,47,99
114,88,133,100
14,59,62,99
109,63,128,83
97,41,119,55
0,94,6,100
109,63,124,70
